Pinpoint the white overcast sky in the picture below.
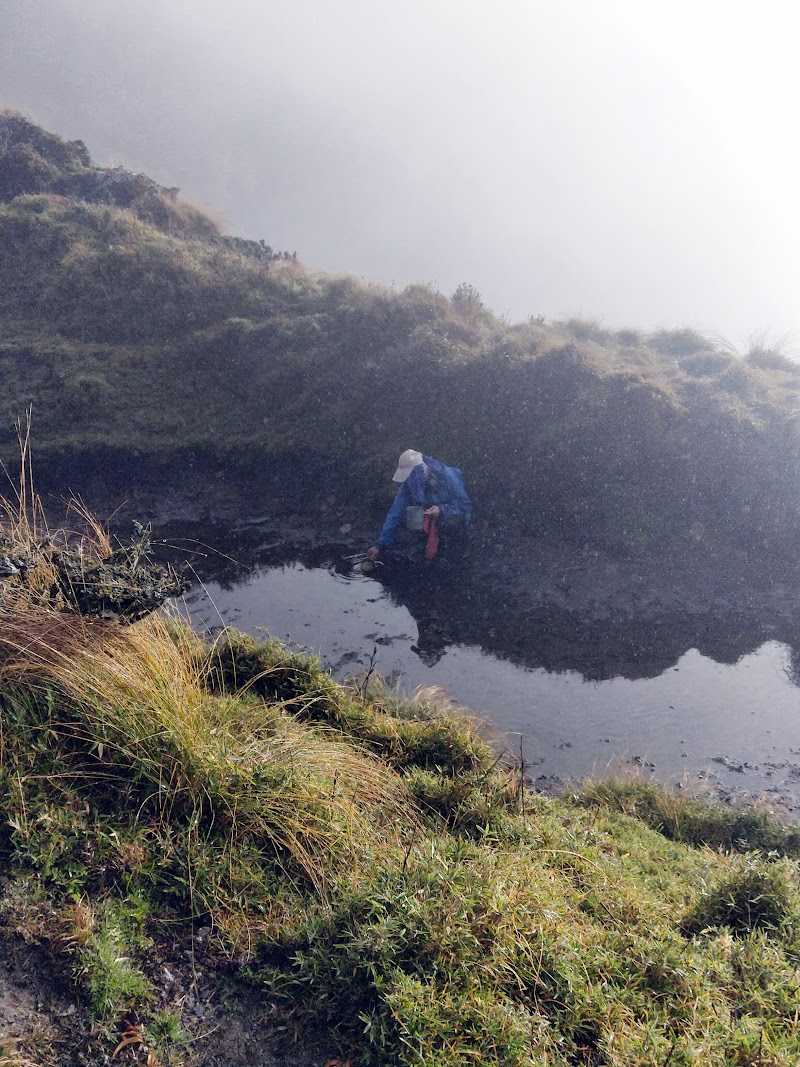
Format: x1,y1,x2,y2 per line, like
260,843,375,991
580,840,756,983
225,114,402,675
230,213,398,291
2,0,798,341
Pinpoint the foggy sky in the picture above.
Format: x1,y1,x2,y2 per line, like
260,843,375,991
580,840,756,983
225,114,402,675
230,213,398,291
2,0,798,343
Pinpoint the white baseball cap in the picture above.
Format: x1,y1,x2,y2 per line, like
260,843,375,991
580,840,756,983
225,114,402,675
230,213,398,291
392,449,423,482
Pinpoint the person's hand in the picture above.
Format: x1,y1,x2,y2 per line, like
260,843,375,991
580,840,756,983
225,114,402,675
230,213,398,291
424,506,440,519
367,546,380,560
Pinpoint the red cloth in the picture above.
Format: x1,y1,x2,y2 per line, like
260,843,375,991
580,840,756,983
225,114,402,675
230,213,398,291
423,513,440,559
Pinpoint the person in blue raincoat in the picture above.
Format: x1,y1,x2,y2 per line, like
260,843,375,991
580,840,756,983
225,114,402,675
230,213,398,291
367,449,472,561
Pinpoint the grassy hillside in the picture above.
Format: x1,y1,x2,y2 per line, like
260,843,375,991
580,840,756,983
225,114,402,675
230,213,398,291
2,111,800,555
1,505,800,1065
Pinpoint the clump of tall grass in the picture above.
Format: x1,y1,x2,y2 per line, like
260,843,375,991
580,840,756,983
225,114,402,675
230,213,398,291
0,607,415,891
682,857,800,942
6,422,184,628
0,416,59,604
743,330,799,373
647,326,712,357
0,450,418,905
209,629,500,774
553,316,613,345
714,329,799,374
577,778,800,856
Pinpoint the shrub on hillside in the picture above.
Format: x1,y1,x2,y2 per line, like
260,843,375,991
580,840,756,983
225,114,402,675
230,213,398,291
451,282,485,318
746,350,799,373
554,317,612,344
681,858,800,941
615,327,643,346
0,142,62,200
647,327,711,357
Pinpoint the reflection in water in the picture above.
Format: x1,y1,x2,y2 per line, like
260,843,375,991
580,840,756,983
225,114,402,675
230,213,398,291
170,527,800,684
174,531,800,812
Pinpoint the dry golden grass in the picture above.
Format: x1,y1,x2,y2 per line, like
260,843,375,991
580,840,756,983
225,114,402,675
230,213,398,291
0,455,418,892
0,603,417,890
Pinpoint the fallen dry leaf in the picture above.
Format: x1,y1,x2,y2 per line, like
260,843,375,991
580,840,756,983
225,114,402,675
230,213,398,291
112,1025,143,1057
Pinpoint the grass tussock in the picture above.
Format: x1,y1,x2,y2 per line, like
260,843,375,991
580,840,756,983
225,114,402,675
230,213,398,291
744,331,799,373
577,777,800,856
681,857,800,942
0,607,415,893
208,630,499,774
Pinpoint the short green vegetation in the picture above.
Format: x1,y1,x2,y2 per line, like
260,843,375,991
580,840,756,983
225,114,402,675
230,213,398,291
1,510,800,1065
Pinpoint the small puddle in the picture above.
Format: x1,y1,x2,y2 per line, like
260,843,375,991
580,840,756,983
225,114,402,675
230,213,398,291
182,556,800,810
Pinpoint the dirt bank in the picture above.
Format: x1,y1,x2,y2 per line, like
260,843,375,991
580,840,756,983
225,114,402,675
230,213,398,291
0,906,335,1066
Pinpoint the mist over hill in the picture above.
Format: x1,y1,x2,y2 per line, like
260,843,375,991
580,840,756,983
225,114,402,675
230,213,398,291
2,112,800,559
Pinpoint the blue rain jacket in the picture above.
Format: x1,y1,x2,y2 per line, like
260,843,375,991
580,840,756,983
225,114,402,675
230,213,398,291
376,455,472,550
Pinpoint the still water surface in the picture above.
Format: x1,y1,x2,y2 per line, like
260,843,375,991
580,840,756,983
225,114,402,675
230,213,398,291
182,556,800,807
